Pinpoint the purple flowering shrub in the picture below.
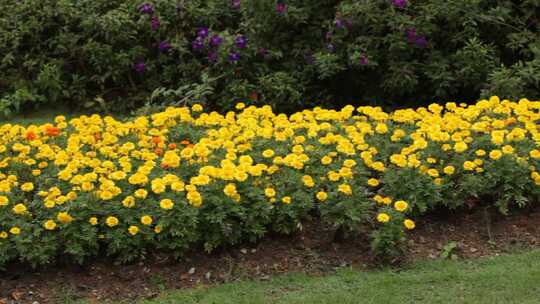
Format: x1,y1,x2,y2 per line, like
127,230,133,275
0,0,538,115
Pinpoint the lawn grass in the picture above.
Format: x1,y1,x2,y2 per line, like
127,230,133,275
139,250,540,304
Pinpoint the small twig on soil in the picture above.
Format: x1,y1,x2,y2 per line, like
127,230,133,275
484,206,494,243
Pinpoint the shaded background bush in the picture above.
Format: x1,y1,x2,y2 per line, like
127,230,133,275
0,0,538,116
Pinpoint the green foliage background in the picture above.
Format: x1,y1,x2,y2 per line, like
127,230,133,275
0,0,538,115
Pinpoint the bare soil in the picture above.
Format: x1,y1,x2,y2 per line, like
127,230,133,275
2,207,540,304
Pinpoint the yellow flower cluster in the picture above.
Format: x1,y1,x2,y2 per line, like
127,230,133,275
1,96,539,264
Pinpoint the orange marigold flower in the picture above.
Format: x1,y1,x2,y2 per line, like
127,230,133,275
25,131,37,140
45,126,60,137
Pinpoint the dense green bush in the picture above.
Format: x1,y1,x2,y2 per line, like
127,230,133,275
0,0,538,115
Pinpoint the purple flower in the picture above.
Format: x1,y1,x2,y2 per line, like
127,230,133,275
326,43,335,52
235,36,247,49
192,37,204,51
276,3,286,14
392,0,407,9
335,19,344,28
325,31,332,41
151,16,160,31
415,36,427,48
406,28,417,43
159,41,171,52
197,27,209,39
139,3,154,14
210,35,222,47
405,28,427,48
134,61,145,73
208,51,218,62
228,52,241,61
359,54,368,65
231,0,241,10
259,47,269,58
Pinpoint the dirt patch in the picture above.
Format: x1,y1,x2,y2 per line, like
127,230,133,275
1,208,540,304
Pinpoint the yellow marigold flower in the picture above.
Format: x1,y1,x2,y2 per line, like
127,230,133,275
141,215,153,226
89,217,98,225
262,149,275,158
264,187,276,198
171,181,185,192
371,161,385,172
394,200,408,212
0,231,7,239
191,104,203,112
122,196,136,208
375,123,388,134
376,213,390,223
235,102,246,110
57,212,73,224
282,196,292,204
404,219,416,230
154,226,162,233
502,145,514,154
235,170,249,181
223,183,237,197
81,182,94,192
316,191,328,202
427,169,439,178
443,166,455,175
151,179,166,194
12,203,27,215
106,216,119,227
32,169,41,176
111,171,127,180
382,197,392,205
134,189,148,199
128,226,139,236
303,175,315,188
489,150,502,160
343,159,357,168
44,220,57,231
0,196,8,206
21,182,34,192
99,191,114,200
328,171,341,182
530,149,540,159
463,161,476,171
475,149,486,157
321,156,332,165
9,227,21,235
180,147,194,159
338,184,352,195
160,199,174,210
367,178,380,187
454,142,468,153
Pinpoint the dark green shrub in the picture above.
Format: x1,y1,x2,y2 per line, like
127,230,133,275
0,0,538,115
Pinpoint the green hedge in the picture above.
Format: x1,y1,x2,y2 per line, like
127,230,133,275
0,0,538,115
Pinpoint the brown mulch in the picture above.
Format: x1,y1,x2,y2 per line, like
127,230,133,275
1,208,540,304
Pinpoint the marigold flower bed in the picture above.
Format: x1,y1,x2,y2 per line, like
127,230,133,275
1,96,540,266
